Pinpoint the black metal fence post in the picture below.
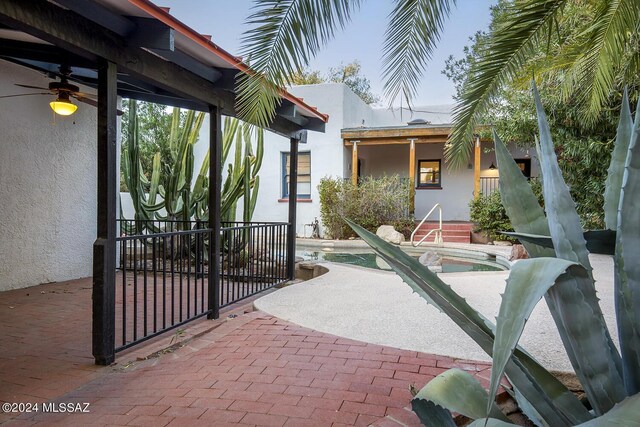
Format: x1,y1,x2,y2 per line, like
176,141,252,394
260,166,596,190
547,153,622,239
208,105,222,319
93,59,117,365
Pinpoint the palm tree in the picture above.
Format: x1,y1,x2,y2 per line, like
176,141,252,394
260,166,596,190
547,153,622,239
237,0,640,167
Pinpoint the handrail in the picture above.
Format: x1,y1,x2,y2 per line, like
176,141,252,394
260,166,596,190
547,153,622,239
410,203,443,247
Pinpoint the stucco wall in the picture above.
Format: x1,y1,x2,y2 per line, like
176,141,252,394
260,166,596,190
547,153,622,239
0,60,98,291
247,84,373,237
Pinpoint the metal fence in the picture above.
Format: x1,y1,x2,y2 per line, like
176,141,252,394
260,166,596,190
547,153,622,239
115,219,290,352
480,177,500,196
219,222,289,308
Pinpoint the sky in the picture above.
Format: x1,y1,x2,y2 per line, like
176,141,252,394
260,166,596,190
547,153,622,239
151,1,495,107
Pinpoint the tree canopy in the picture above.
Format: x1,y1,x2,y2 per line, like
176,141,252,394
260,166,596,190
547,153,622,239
290,61,380,104
237,0,640,167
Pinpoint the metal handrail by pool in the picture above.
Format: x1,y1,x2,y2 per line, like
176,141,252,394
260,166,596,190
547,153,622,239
411,203,443,247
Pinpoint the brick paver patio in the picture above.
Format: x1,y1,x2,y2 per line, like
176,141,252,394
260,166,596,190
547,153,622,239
1,279,500,426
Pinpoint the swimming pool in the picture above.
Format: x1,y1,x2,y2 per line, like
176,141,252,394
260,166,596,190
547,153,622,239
296,249,505,273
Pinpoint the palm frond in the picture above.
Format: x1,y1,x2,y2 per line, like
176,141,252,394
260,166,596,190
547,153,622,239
381,0,456,104
564,0,640,123
238,0,362,127
446,0,568,169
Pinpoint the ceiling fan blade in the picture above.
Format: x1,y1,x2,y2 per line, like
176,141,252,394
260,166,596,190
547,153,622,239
0,92,50,99
15,83,51,91
74,95,124,116
74,91,97,99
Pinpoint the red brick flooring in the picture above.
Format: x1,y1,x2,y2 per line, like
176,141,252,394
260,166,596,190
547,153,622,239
1,280,498,426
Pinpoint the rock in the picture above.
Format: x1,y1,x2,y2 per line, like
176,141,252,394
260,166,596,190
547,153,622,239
419,251,442,267
509,244,529,261
493,240,513,246
376,225,405,245
471,230,491,244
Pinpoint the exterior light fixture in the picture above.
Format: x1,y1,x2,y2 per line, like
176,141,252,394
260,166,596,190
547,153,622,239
489,162,497,170
49,92,78,116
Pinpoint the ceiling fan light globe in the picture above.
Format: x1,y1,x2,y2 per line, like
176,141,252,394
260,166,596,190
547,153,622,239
50,98,77,116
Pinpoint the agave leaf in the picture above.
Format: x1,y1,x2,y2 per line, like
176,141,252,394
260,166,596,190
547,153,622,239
416,368,509,422
616,96,640,395
500,230,616,255
488,258,579,415
494,131,595,424
533,82,591,272
533,82,626,413
512,386,547,427
604,88,633,230
493,130,552,258
467,419,515,427
411,399,456,427
346,218,580,426
578,394,640,426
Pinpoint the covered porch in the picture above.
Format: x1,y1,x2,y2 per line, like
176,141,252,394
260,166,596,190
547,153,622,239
0,0,326,365
342,125,534,222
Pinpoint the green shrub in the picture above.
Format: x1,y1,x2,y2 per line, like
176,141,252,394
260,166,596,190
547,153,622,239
469,190,514,241
470,179,544,242
318,175,413,239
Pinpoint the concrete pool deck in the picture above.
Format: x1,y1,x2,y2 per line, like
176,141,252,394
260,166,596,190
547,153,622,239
255,250,618,373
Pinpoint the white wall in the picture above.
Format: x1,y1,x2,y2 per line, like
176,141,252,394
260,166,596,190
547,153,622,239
0,60,98,290
248,84,373,237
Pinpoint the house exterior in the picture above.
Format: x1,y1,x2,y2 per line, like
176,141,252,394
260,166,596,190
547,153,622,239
248,83,538,238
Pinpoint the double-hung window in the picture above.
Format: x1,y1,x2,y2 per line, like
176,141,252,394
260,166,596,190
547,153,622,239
282,152,311,199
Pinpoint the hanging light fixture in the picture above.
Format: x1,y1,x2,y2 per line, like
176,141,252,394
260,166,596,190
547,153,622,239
489,162,497,170
49,92,78,116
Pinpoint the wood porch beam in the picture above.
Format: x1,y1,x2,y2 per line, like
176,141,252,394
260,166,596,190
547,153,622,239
343,137,449,146
474,136,481,197
409,139,416,216
351,141,359,186
208,105,222,320
92,59,117,366
342,126,453,139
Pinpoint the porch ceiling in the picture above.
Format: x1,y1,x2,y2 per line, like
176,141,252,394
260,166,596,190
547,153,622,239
0,0,327,137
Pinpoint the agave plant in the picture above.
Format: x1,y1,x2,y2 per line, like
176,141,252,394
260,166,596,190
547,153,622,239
346,83,640,425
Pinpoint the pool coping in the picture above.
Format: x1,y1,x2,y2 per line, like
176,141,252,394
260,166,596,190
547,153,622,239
296,237,515,270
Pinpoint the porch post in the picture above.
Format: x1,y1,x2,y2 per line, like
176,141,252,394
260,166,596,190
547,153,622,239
287,131,306,280
208,105,222,319
351,141,358,186
474,136,481,197
92,59,117,365
408,139,416,217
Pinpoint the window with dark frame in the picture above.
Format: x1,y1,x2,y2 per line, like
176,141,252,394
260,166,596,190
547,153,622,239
514,158,531,178
417,159,441,188
282,152,311,199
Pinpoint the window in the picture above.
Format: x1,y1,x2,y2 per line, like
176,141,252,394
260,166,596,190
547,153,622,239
514,158,531,178
282,152,311,199
417,159,441,188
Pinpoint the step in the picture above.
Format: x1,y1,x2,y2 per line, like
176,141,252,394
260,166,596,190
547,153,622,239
413,235,471,244
415,223,473,231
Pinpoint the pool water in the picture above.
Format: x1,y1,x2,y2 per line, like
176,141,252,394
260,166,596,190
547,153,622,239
297,250,504,273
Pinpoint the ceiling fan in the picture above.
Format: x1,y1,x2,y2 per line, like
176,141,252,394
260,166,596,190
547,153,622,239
0,65,102,116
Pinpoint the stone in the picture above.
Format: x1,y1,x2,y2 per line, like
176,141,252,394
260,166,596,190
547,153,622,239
509,244,529,261
493,240,513,246
419,250,442,267
376,225,405,245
